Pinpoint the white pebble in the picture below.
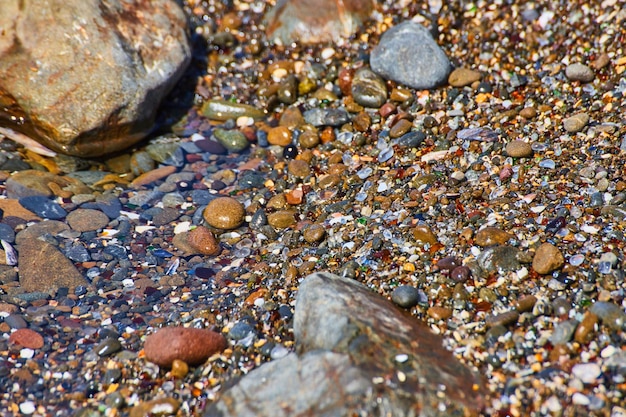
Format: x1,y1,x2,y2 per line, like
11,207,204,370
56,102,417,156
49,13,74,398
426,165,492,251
572,362,602,384
601,345,617,358
19,401,36,415
174,221,191,234
321,47,335,60
122,278,135,288
572,392,590,405
20,348,35,359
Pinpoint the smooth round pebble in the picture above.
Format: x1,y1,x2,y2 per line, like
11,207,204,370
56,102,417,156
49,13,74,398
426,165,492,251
9,328,44,349
66,208,110,232
213,128,249,152
96,338,122,357
144,326,228,368
474,227,513,247
187,226,221,256
532,243,565,274
170,359,189,379
351,67,388,108
203,197,245,229
267,210,296,228
448,67,481,87
267,126,292,147
391,285,420,308
505,140,533,158
572,362,602,384
288,159,310,178
565,63,594,83
302,223,325,243
563,113,590,133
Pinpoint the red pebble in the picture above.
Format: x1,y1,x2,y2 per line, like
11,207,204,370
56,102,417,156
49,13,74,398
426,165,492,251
144,327,227,368
9,328,44,349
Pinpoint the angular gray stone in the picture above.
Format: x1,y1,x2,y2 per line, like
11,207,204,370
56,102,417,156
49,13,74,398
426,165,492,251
370,21,451,90
0,0,190,157
206,272,485,416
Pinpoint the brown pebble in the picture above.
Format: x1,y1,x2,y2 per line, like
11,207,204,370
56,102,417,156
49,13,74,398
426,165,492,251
448,68,482,87
288,159,310,178
187,226,220,256
285,189,303,205
170,359,189,379
320,126,335,143
299,131,320,148
267,193,288,210
353,111,371,132
267,210,297,228
532,242,565,274
563,112,590,133
203,197,245,229
267,126,292,146
591,53,610,70
519,107,537,119
574,311,598,344
505,140,533,158
474,227,512,247
427,306,452,321
412,225,438,245
302,223,325,243
9,328,44,349
144,326,227,368
66,209,110,232
318,173,341,189
389,119,412,138
485,310,520,327
513,295,537,313
129,398,180,417
389,87,412,102
279,106,304,128
130,165,177,188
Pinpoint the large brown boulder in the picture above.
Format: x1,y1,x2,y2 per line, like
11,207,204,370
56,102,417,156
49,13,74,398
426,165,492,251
0,0,190,157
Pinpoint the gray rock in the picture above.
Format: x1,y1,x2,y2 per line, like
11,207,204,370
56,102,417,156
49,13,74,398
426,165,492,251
213,128,250,153
390,285,420,308
590,302,626,331
370,21,451,90
0,0,190,157
303,108,350,127
565,63,595,83
207,272,485,416
563,113,590,133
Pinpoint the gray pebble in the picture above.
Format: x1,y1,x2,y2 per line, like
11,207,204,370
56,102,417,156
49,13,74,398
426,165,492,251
565,63,594,83
590,301,626,331
351,67,387,108
391,285,420,308
5,314,28,329
96,338,122,357
371,21,451,89
563,113,589,133
303,108,350,127
549,319,578,345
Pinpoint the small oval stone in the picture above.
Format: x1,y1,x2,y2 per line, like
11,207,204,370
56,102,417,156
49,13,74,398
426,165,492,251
532,242,564,274
170,359,189,379
144,326,227,368
485,310,520,327
565,63,594,83
450,265,471,283
267,210,297,228
574,311,598,344
213,128,249,152
505,140,533,158
436,256,461,272
8,328,44,349
201,99,264,121
519,107,537,119
203,197,245,229
66,209,110,232
427,306,453,320
302,223,325,243
563,113,590,133
351,67,388,108
299,131,320,149
267,126,293,147
412,225,438,245
448,67,482,87
474,227,512,247
288,159,310,178
391,285,420,308
187,226,220,256
389,119,412,139
96,337,122,357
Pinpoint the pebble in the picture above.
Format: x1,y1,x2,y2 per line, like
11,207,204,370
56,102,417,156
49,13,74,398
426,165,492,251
18,196,67,219
129,398,180,417
565,63,595,82
96,338,122,357
201,99,264,121
351,67,388,108
505,140,533,158
390,285,420,308
412,225,438,245
448,68,481,87
389,119,412,139
370,20,451,89
213,128,249,152
427,306,453,320
590,302,626,331
549,319,578,345
485,310,520,327
130,165,177,188
474,227,512,247
302,223,325,243
303,108,350,127
187,226,221,256
170,359,189,379
144,326,227,368
287,160,310,178
66,208,109,232
203,197,245,229
519,107,537,119
571,363,602,384
267,210,297,228
267,126,292,147
450,266,471,283
574,311,598,344
563,112,590,133
5,314,27,329
532,243,565,274
9,328,44,349
396,131,425,148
